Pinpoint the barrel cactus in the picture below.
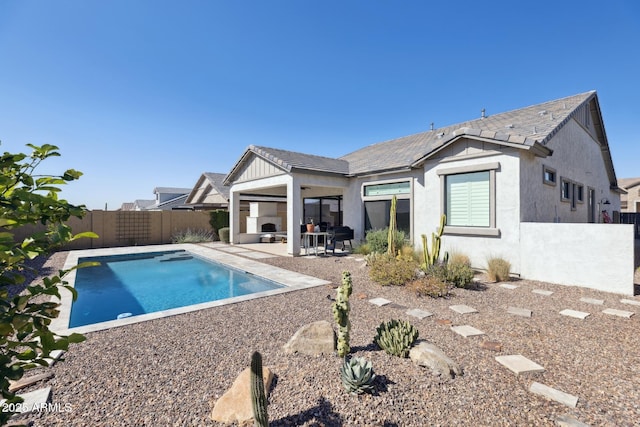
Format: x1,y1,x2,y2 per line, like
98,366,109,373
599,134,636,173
374,319,419,358
340,356,376,395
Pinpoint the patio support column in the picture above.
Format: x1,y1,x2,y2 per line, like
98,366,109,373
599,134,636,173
287,176,302,255
229,189,240,244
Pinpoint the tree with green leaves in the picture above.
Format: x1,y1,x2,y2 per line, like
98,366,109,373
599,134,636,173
0,143,96,424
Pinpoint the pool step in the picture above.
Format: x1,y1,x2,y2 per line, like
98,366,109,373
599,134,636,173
158,253,193,262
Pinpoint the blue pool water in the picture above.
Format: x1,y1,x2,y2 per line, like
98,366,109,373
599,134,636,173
69,250,283,327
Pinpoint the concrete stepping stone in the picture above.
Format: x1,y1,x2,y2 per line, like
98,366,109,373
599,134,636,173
559,309,590,320
529,381,578,408
532,289,554,296
580,297,604,305
507,307,532,317
406,308,433,319
6,387,52,413
451,325,484,337
620,298,640,307
499,283,519,290
495,354,545,375
556,414,591,427
449,304,478,314
602,308,634,318
369,297,391,307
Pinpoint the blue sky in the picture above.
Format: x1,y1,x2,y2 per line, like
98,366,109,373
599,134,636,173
1,1,638,209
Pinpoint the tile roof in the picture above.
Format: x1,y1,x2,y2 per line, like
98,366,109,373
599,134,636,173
249,145,350,175
202,172,230,200
618,177,640,189
153,187,192,194
340,91,596,175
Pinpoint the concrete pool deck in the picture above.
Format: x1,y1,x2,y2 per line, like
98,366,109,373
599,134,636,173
50,243,331,335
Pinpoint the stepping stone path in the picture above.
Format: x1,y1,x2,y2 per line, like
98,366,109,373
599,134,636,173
580,297,604,305
449,304,478,314
6,387,52,413
507,307,532,317
529,382,578,408
620,298,640,307
532,289,554,296
499,283,519,290
556,414,591,427
368,297,391,307
559,309,590,320
495,355,545,375
602,308,634,318
451,325,485,337
406,308,433,319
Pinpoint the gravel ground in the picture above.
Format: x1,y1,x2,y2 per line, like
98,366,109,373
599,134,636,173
13,246,640,426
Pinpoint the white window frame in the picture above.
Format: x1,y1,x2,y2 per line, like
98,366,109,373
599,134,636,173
437,162,500,237
362,178,413,236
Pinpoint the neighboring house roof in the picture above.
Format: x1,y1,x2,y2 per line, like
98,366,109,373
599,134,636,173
225,91,620,190
153,187,193,195
145,194,189,210
185,172,230,205
618,177,640,190
120,202,135,211
133,199,155,210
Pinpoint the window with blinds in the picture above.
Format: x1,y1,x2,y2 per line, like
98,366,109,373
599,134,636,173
445,171,490,227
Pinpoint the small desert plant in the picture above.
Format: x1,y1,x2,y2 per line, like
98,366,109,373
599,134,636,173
487,257,511,282
374,319,419,358
332,271,353,357
449,252,471,267
352,243,370,255
250,351,268,427
368,253,418,286
407,275,453,298
340,356,376,395
366,228,406,254
421,214,448,269
171,228,213,243
446,261,475,288
218,227,230,243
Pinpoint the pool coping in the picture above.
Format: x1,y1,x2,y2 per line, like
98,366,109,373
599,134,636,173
50,243,331,335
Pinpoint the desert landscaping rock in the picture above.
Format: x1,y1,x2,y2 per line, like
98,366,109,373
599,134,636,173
529,381,579,408
560,309,590,320
479,341,503,352
12,250,640,426
409,340,463,378
282,320,336,355
602,308,635,318
210,366,274,424
507,306,532,317
579,297,604,305
495,355,545,375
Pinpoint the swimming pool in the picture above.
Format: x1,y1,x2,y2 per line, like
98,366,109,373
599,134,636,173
69,250,284,328
52,244,331,334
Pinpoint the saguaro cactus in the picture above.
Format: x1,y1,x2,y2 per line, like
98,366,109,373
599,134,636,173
250,351,268,427
332,271,353,357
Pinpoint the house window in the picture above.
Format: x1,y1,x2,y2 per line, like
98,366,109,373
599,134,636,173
446,171,490,227
561,178,571,202
571,183,577,210
576,184,584,203
362,180,412,235
543,165,556,186
437,162,499,236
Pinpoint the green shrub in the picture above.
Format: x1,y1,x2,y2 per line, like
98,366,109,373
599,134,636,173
171,228,213,243
366,228,405,254
446,261,475,288
353,243,370,255
209,209,229,232
368,253,418,286
374,319,419,358
218,227,230,243
487,257,511,282
407,275,453,298
423,262,449,283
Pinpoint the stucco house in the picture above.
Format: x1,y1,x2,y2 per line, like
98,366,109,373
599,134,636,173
185,173,231,210
619,177,640,212
223,91,623,274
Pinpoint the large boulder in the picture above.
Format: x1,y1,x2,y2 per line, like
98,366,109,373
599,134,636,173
283,320,336,356
409,340,463,378
210,366,274,424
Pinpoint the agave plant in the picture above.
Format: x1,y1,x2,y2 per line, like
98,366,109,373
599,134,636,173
340,356,376,395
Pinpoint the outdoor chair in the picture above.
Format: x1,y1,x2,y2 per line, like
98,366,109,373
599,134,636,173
327,226,354,254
